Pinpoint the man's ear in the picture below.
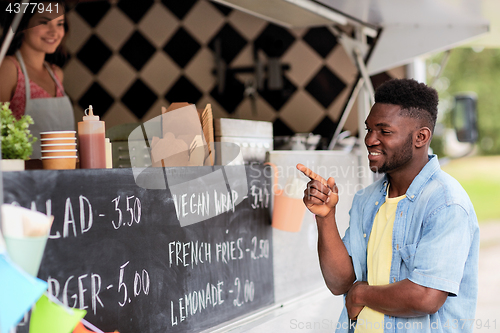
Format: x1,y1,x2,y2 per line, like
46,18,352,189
415,127,432,148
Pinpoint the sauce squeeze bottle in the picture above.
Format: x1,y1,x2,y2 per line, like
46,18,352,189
78,105,106,169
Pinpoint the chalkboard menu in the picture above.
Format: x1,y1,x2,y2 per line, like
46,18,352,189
2,165,273,332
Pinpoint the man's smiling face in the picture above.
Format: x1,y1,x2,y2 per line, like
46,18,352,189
364,103,417,174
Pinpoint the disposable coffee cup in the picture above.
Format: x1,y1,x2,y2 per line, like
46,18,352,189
40,130,76,139
41,149,78,157
271,194,307,232
4,236,48,276
41,143,77,150
40,137,77,144
41,156,77,170
265,163,308,232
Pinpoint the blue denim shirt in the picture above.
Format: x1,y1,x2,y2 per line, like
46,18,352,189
337,155,479,333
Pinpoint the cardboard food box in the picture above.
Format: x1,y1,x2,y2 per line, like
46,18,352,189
149,103,214,167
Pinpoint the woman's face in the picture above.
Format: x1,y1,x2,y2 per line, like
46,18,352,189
22,2,65,54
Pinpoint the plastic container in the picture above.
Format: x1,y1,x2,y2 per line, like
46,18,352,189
105,138,113,168
78,105,106,169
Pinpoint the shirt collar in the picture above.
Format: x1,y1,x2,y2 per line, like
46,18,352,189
379,155,441,201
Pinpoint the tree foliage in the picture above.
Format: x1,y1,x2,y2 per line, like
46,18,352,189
428,48,500,155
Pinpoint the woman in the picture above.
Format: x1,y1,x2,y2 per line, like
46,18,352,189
0,1,74,159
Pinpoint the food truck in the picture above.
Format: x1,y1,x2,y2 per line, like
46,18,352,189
0,0,494,332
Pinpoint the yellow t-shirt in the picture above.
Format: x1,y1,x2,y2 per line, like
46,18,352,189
355,190,405,333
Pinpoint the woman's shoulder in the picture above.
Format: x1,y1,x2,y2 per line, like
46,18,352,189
50,63,64,82
0,56,19,101
0,56,19,76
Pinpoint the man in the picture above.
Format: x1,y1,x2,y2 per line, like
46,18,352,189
297,79,479,332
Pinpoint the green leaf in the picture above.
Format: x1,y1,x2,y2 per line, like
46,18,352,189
1,102,36,160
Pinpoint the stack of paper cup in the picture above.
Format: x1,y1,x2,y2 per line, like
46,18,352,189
40,131,77,169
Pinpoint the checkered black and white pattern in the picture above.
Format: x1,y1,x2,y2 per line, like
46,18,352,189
63,0,405,140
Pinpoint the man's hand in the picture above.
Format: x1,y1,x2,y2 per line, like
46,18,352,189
346,281,368,320
296,164,354,296
297,164,339,217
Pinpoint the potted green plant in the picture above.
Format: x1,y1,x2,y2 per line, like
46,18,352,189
0,102,36,171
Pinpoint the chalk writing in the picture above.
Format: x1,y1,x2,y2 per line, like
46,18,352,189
168,241,212,268
117,261,150,307
3,166,274,333
111,195,142,229
46,261,151,315
171,280,225,326
47,196,93,239
170,185,268,221
250,185,270,209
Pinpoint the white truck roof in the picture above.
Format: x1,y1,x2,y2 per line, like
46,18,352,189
214,0,493,74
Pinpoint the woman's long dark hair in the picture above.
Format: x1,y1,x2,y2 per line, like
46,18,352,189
0,1,69,67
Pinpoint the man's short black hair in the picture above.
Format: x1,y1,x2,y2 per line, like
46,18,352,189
374,78,438,133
